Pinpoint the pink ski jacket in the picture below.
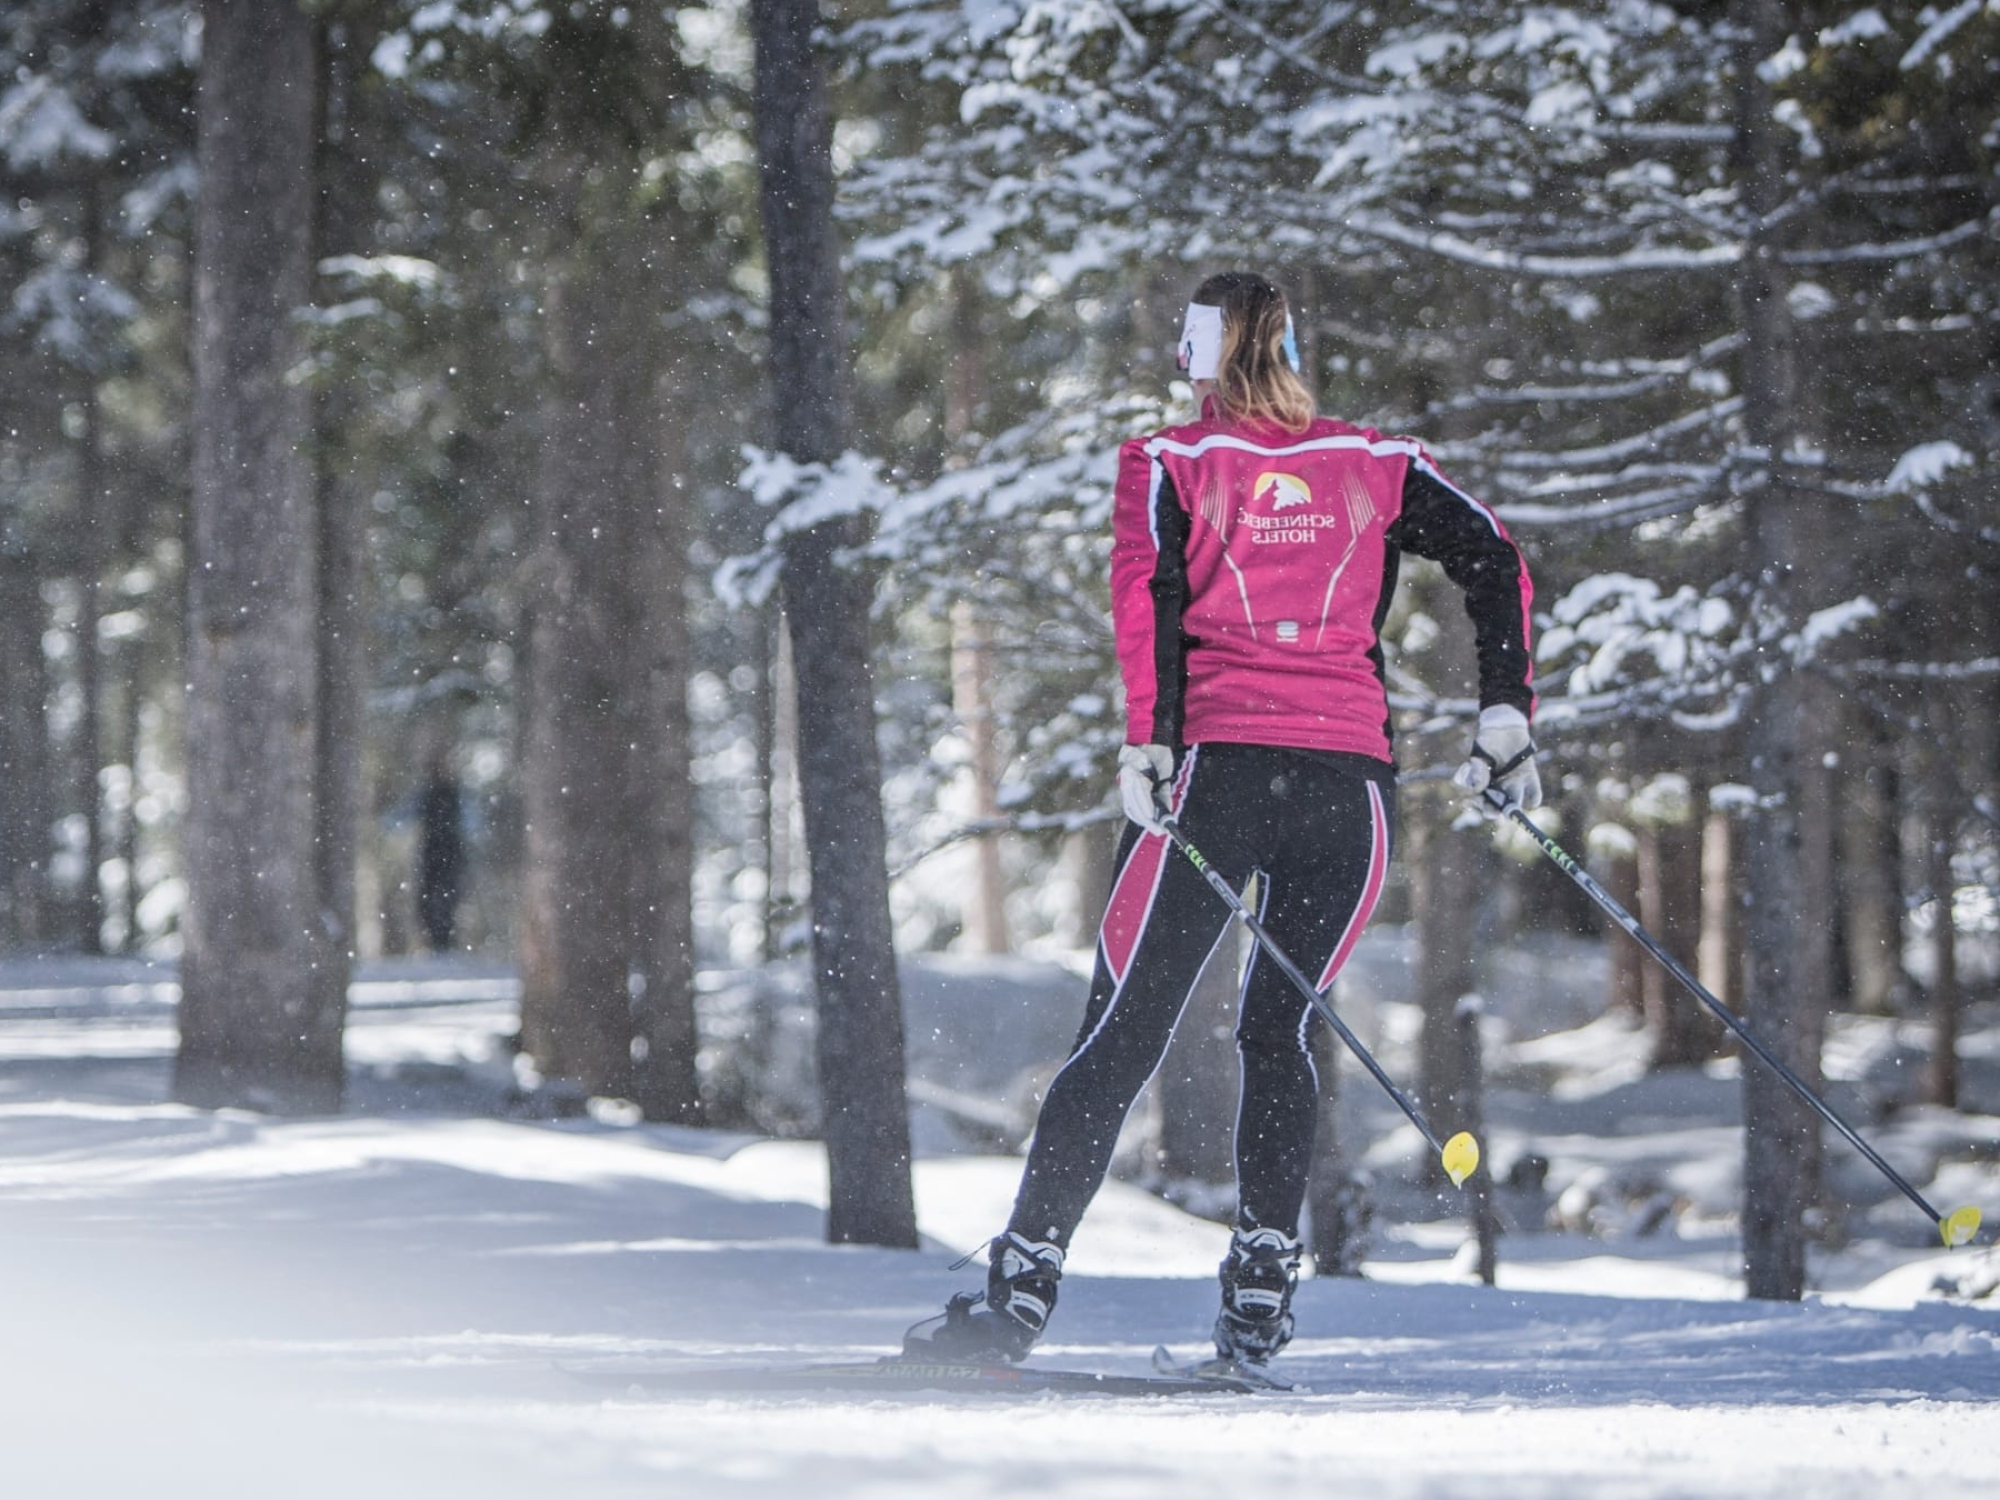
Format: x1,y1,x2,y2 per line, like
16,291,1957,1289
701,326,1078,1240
1111,408,1534,764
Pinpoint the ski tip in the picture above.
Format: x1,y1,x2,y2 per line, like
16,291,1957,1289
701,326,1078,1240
1941,1204,1982,1249
1442,1131,1480,1188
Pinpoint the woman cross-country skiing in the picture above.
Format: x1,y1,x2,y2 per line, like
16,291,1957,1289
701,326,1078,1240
907,271,1541,1373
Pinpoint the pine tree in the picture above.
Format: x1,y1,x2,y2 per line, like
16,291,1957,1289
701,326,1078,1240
175,0,336,1111
750,0,917,1247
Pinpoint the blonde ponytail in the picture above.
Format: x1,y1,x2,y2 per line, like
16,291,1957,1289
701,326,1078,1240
1195,272,1314,433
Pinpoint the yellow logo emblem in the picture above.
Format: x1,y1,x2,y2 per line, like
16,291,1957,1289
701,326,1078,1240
1254,472,1313,511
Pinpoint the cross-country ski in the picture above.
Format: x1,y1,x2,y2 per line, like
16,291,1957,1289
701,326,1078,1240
569,1356,1267,1398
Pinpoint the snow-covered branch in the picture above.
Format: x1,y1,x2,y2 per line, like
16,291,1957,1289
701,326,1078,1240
1911,492,2000,547
714,450,898,608
1496,485,1720,532
1780,212,1994,268
1902,0,1987,73
1341,212,1743,278
0,76,114,172
1590,121,1734,146
1877,442,2000,545
1885,441,1976,494
1842,657,2000,682
1180,0,1384,99
1424,369,1684,414
1487,399,1744,472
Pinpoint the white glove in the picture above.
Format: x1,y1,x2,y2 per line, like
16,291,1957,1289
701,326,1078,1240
1117,744,1175,833
1452,705,1541,817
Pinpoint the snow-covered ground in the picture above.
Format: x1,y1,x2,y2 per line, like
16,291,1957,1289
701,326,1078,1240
2,948,1997,1499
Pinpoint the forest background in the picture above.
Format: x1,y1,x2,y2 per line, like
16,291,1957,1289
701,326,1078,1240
0,0,1994,1301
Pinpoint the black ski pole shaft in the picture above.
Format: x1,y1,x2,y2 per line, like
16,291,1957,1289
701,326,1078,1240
1156,816,1477,1183
1488,790,1980,1246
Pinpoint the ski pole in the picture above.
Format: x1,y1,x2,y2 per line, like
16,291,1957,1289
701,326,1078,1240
1484,788,1984,1249
1155,815,1480,1188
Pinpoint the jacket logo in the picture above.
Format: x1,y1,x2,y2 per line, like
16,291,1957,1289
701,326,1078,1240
1254,472,1312,511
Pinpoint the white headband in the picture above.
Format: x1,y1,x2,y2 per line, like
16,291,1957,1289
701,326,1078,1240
1175,301,1301,382
1176,303,1224,380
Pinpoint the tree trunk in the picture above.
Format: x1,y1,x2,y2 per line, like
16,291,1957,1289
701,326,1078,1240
950,603,1010,954
1739,687,1832,1301
1640,815,1718,1068
1925,837,1959,1110
1922,751,1960,1108
71,183,109,956
505,28,705,1122
1734,0,1828,1298
1412,801,1485,1167
781,527,921,1246
311,443,361,1045
1839,735,1903,1015
307,20,373,1070
0,550,57,947
1597,830,1645,1019
1698,807,1743,1017
752,0,917,1247
632,367,702,1125
945,280,1008,953
176,0,336,1112
760,605,802,961
749,604,779,963
1457,996,1498,1285
518,205,660,1102
114,632,145,952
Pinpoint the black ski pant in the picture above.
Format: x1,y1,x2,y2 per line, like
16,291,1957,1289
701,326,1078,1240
1007,743,1395,1250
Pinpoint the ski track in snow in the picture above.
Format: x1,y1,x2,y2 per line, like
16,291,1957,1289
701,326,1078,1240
1,955,1996,1499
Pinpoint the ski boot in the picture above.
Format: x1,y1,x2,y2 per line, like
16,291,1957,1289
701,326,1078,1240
1212,1225,1301,1368
903,1232,1064,1364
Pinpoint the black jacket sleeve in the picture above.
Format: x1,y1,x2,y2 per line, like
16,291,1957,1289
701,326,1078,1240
1146,467,1193,750
1385,460,1535,717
